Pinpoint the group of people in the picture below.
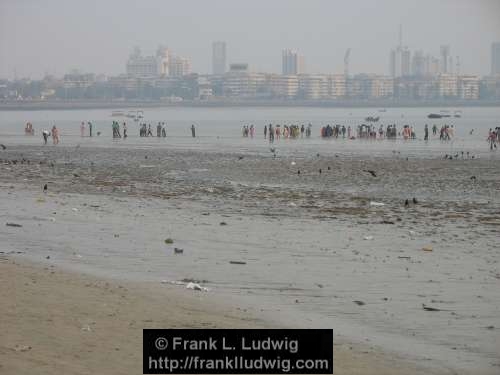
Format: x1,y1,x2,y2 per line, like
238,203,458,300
112,121,127,139
263,124,312,142
242,125,255,138
41,125,59,145
79,121,94,137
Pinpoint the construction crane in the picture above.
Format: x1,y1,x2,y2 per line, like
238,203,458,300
344,48,351,77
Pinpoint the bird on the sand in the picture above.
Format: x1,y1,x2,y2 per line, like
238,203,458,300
297,170,301,175
363,170,377,177
43,184,48,193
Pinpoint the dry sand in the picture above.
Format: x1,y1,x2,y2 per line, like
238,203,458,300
1,258,448,375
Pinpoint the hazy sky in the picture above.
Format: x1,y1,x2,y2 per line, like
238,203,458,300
1,0,500,79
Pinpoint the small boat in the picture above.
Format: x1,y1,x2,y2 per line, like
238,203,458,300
428,113,443,119
126,110,144,121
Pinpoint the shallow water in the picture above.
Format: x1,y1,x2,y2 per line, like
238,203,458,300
1,106,500,159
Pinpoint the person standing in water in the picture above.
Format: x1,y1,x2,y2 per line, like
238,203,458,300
52,125,59,145
424,124,429,141
88,121,93,137
80,122,85,137
191,124,196,137
264,125,267,139
42,129,49,145
123,122,127,139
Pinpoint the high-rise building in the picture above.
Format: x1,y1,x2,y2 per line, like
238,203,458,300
212,41,226,75
440,45,450,73
492,42,500,75
411,50,426,77
169,56,191,77
389,26,410,77
282,49,304,75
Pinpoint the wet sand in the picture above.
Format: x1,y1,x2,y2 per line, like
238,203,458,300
1,144,499,374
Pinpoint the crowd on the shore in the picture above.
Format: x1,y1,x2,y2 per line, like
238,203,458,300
17,120,500,150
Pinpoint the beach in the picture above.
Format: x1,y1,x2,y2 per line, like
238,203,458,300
0,136,499,374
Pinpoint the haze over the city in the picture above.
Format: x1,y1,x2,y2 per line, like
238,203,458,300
1,0,500,79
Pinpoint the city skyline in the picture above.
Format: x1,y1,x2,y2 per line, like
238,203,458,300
1,0,500,80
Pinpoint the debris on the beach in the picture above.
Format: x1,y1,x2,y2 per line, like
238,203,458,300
161,280,185,286
381,220,395,224
363,235,374,240
73,173,80,177
398,256,411,259
422,245,433,252
220,221,227,226
81,325,92,332
114,234,119,238
0,144,6,150
13,345,31,352
363,170,377,177
422,304,443,312
72,208,79,212
485,325,495,330
409,230,418,237
291,161,296,166
43,184,48,192
238,156,244,160
369,201,385,207
315,283,324,288
6,222,22,227
174,247,184,254
229,261,247,265
186,282,210,292
353,300,366,306
164,238,174,244
201,212,210,216
36,197,46,203
46,256,50,259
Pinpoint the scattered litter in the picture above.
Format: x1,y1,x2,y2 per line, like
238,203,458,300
6,223,22,227
13,345,31,352
81,325,92,332
288,202,297,207
174,247,184,254
363,235,374,240
398,256,411,259
422,245,433,252
381,220,395,224
315,283,324,288
36,198,46,203
72,208,79,212
46,256,50,259
161,280,185,285
186,282,210,292
422,304,444,312
164,238,174,244
409,230,418,237
353,300,366,306
291,161,296,166
114,234,119,238
229,261,247,265
369,201,385,207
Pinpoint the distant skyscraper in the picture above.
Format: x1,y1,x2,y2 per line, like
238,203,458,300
411,50,425,77
440,45,450,73
282,49,304,75
389,25,410,77
492,42,500,75
212,41,226,75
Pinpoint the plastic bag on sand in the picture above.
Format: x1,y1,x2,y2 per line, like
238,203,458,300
186,282,210,292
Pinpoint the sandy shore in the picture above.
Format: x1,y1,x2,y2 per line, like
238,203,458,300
0,259,439,375
1,144,499,374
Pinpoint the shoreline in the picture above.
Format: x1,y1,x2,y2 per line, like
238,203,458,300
1,99,500,111
0,258,449,375
1,145,499,374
